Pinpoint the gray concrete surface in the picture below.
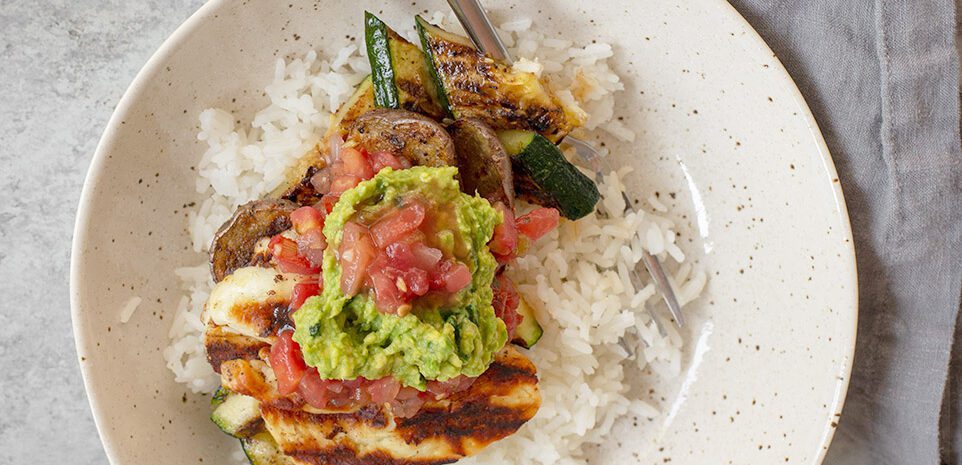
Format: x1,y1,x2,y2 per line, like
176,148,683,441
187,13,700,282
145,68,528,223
0,1,203,463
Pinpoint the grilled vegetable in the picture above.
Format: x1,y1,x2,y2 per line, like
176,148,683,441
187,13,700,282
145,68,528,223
241,432,295,465
416,16,575,142
211,390,263,438
450,118,514,206
326,75,377,140
347,108,456,167
497,130,599,219
364,12,443,118
258,346,540,465
210,200,298,282
510,297,543,349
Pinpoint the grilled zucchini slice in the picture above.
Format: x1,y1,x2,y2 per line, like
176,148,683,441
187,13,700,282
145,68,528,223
211,391,263,438
511,296,543,349
241,432,295,465
498,129,599,219
326,75,376,140
415,15,574,142
365,12,443,118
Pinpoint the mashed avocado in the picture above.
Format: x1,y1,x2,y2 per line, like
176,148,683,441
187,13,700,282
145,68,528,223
292,167,507,389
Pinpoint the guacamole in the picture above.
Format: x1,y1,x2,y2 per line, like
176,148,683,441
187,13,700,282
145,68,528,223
291,167,507,389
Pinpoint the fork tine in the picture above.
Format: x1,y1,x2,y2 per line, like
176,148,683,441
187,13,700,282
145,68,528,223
563,137,686,329
640,252,685,327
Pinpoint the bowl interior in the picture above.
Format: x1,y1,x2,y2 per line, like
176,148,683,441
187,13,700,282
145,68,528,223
71,0,856,464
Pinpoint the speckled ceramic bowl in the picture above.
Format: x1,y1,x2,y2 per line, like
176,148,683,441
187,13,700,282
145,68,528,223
71,0,857,464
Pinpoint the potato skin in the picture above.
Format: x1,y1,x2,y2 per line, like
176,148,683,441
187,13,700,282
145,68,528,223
209,199,298,282
348,108,456,168
450,118,515,207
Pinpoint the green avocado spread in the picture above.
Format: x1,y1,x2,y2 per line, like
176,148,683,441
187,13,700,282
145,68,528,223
291,166,507,389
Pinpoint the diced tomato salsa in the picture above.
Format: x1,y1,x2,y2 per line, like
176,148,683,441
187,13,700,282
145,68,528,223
269,329,473,417
338,196,473,315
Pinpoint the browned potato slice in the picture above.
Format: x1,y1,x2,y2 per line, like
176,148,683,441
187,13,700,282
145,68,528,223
347,108,456,167
210,199,298,282
450,118,514,206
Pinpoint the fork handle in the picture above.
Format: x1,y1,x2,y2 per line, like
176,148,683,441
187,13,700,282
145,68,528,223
446,0,515,63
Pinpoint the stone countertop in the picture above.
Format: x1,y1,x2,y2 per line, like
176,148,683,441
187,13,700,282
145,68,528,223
0,1,203,463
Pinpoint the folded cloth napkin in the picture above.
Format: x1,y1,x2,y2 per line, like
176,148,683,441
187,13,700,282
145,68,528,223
729,1,962,464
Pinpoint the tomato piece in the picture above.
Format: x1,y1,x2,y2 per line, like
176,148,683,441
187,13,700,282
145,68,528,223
296,228,327,267
290,206,324,234
310,168,332,194
290,279,320,311
411,243,443,270
441,262,472,293
298,370,335,409
269,331,308,396
370,200,426,248
425,375,476,399
492,275,521,338
317,194,339,214
489,202,518,258
384,241,417,269
515,207,560,241
367,377,401,404
329,175,362,195
339,222,377,296
389,387,427,418
370,268,407,313
369,151,406,172
269,235,320,275
340,147,375,180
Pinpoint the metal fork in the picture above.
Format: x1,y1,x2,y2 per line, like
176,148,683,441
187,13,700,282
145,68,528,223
446,0,686,334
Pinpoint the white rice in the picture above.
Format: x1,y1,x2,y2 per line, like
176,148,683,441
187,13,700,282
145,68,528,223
163,12,705,464
119,296,142,323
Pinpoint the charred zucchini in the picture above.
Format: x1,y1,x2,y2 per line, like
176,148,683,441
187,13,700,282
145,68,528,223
498,130,599,219
326,75,376,140
416,16,574,142
210,390,262,438
511,297,543,349
241,432,296,465
364,12,443,118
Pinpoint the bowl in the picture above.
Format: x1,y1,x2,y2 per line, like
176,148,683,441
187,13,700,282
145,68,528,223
71,0,857,463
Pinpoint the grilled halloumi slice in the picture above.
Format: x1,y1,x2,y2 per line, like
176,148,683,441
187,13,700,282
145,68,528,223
203,266,302,340
249,346,540,465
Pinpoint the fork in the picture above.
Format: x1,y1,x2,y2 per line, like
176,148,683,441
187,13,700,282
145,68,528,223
446,0,686,339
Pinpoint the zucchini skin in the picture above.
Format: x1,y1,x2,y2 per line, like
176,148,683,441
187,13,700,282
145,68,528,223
500,131,600,220
416,16,573,142
241,432,295,465
416,15,455,118
365,12,399,108
511,297,543,348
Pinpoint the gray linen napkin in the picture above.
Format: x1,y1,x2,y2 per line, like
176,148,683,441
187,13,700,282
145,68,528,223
729,1,962,464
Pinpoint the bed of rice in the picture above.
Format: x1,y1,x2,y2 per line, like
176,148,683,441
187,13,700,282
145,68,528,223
161,12,705,465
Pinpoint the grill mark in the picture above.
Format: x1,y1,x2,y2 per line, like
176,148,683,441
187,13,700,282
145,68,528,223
290,446,457,465
281,165,323,205
229,298,292,338
204,333,269,374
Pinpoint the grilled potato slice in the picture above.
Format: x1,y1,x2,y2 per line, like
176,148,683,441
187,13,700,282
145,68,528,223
347,108,456,167
210,200,298,282
450,118,515,206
